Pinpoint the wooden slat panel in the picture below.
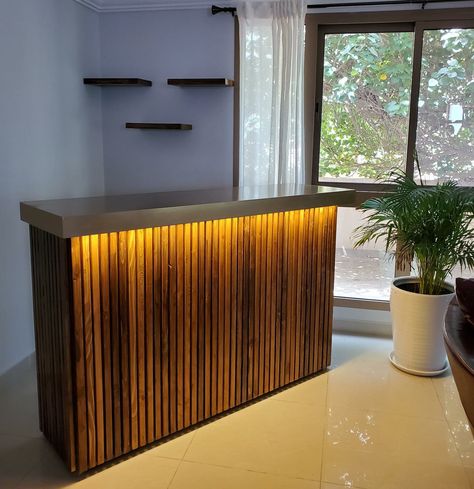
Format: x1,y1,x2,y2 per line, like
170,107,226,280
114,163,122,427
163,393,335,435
183,223,192,428
145,228,155,443
264,213,273,394
90,235,105,466
223,218,232,411
108,232,122,458
204,221,212,419
327,207,337,366
211,220,219,416
241,216,250,403
253,215,261,398
247,216,255,400
136,229,146,447
176,224,184,431
304,210,315,377
70,238,88,472
197,221,206,421
191,222,199,425
99,234,114,462
32,207,337,474
127,231,138,450
258,214,266,396
229,217,238,408
217,219,225,413
118,232,131,454
235,217,244,406
160,227,170,437
168,226,177,433
81,236,97,469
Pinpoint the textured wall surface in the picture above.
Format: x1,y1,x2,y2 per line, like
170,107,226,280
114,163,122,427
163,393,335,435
99,9,235,194
0,0,105,375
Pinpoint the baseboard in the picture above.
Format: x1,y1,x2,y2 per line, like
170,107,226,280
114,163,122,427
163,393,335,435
333,319,392,338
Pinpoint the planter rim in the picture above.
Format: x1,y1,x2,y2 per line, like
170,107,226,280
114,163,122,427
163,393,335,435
392,276,455,297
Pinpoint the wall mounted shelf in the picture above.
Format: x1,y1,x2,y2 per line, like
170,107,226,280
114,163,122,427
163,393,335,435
84,78,152,86
167,78,234,87
126,123,192,130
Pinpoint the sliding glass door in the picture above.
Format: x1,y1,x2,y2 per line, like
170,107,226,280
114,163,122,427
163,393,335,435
310,17,473,307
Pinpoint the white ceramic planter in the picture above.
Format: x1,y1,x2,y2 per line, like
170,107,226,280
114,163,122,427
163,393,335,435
390,276,455,376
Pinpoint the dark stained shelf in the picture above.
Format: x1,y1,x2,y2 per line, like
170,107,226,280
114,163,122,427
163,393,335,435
125,123,192,130
167,78,234,87
84,78,152,86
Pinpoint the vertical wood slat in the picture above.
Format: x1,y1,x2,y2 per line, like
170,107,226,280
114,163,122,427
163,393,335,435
31,207,337,474
30,227,77,472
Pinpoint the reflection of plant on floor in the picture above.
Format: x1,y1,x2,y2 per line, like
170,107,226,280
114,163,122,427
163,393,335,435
353,167,474,295
321,29,474,183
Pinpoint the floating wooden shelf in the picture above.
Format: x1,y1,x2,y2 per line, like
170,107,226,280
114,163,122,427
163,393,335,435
84,78,152,86
167,78,234,87
126,123,192,130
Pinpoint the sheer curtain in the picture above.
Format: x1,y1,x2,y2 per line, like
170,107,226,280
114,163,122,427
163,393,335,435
238,0,306,187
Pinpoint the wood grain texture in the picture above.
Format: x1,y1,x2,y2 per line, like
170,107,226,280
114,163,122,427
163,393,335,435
30,228,76,471
30,207,336,473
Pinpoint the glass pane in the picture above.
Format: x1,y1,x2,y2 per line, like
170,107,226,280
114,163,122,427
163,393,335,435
320,32,414,184
416,28,474,186
335,207,395,301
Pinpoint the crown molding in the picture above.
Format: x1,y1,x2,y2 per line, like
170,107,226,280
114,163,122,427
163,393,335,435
72,0,232,12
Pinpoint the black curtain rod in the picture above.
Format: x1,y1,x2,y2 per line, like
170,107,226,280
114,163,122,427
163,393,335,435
211,0,468,15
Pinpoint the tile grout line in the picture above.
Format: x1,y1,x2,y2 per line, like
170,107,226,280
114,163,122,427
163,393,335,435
165,459,183,489
181,431,197,461
175,457,321,482
165,430,198,488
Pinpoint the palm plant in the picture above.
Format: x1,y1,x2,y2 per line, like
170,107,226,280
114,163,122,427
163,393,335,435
353,169,474,295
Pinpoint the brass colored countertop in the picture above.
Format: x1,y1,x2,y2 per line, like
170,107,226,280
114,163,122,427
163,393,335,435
20,185,355,238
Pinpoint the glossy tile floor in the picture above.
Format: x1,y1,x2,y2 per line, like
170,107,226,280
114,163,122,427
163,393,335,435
0,334,472,489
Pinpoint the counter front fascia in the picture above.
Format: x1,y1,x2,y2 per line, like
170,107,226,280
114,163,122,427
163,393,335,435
21,184,354,474
20,185,355,237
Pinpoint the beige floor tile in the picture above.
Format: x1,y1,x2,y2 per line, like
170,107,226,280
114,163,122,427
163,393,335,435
432,372,474,468
169,461,321,489
327,351,445,419
0,435,47,488
0,356,42,439
18,453,179,489
326,405,460,461
323,405,468,489
323,446,470,489
320,483,364,489
184,398,325,480
464,465,474,489
271,373,327,405
0,335,469,488
147,431,195,460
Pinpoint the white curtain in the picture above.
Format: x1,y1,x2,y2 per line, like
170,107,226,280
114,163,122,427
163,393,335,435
238,0,306,187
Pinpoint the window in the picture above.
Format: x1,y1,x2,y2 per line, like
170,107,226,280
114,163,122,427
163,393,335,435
416,28,474,186
320,31,414,185
306,11,474,308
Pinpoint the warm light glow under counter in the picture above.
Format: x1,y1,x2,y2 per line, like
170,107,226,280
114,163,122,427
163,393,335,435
20,184,354,474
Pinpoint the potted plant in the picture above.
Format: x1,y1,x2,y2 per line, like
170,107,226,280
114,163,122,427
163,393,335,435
354,168,474,376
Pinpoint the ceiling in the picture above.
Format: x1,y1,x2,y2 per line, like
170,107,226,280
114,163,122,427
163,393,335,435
75,0,474,13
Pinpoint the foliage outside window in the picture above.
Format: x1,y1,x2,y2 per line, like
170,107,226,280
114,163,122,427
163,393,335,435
319,28,474,185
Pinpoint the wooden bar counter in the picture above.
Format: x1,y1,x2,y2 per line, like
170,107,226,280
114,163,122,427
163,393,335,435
21,184,354,473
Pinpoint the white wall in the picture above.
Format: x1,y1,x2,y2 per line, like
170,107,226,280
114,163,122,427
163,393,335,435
99,9,235,194
0,0,105,375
